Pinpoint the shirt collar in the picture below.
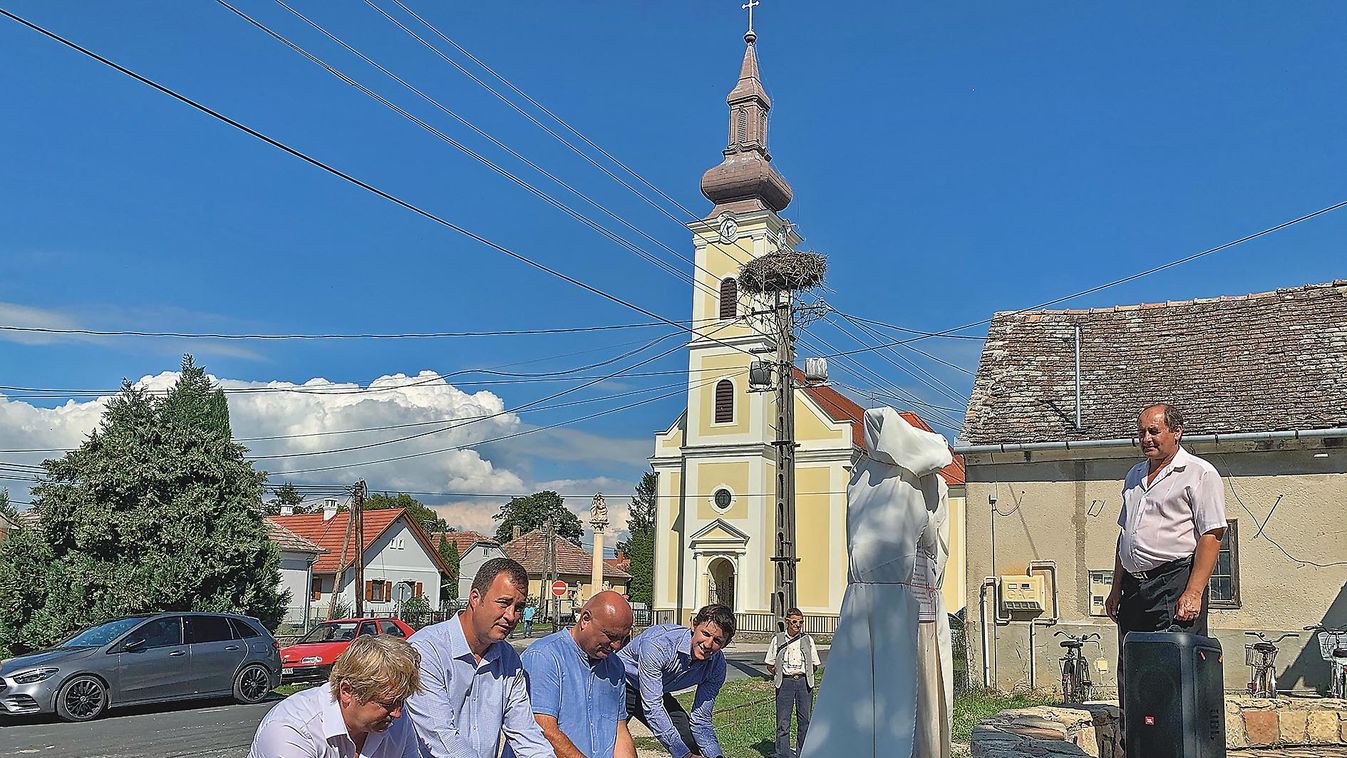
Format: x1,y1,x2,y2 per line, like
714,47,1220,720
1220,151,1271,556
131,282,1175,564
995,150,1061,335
319,688,349,743
563,628,597,665
448,611,503,664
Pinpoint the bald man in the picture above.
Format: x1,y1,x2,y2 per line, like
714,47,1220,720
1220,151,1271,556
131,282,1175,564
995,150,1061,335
505,591,637,758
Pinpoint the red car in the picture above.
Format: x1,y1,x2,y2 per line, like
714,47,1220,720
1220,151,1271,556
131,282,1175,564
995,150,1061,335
280,617,415,680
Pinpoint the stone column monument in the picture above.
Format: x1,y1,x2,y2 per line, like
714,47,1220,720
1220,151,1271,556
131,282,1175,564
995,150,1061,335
589,493,608,598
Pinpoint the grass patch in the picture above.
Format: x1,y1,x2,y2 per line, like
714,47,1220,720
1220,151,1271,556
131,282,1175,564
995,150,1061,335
633,673,1056,758
273,681,319,697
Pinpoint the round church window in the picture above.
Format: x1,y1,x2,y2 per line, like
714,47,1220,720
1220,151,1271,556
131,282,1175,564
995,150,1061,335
713,488,732,509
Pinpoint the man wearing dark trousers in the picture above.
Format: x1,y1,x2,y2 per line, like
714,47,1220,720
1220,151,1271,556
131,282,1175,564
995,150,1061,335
765,608,820,758
1105,403,1227,722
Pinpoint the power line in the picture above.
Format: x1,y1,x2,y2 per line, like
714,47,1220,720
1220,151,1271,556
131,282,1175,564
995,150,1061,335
823,311,968,405
0,319,687,341
0,7,762,362
825,198,1347,358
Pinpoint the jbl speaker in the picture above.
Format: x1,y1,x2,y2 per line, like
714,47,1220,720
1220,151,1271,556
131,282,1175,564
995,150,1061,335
1123,630,1226,758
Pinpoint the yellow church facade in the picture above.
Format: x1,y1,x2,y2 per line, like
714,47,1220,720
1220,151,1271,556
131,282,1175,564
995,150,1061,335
649,29,966,627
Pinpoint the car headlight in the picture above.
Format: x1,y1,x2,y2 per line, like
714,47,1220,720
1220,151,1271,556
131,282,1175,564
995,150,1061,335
300,656,323,664
12,667,59,684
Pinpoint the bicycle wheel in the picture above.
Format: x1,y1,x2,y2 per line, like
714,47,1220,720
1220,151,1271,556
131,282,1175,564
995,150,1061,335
1061,658,1076,702
1334,665,1347,699
1267,669,1278,698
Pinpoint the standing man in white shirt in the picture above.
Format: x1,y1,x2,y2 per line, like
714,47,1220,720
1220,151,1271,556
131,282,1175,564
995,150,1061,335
765,608,820,758
249,633,423,758
1105,404,1227,711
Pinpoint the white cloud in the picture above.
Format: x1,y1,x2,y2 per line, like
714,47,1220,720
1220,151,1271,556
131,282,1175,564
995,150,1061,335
0,302,89,345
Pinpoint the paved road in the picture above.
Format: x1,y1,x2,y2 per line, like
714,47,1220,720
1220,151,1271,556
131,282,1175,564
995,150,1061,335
0,647,826,757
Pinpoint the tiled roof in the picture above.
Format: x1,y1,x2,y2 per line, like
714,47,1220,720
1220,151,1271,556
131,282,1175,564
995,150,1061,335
428,530,496,554
267,520,325,554
963,281,1347,444
501,529,632,580
801,372,965,485
604,552,630,573
268,509,451,576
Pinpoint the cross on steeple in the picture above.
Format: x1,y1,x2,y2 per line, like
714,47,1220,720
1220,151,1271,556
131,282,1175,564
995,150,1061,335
742,0,760,43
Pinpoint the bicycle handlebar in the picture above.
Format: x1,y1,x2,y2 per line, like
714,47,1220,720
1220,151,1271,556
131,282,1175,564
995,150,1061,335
1054,631,1102,642
1245,631,1299,643
1305,624,1347,634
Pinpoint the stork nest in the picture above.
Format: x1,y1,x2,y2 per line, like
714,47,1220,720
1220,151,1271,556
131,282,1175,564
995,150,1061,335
737,251,827,294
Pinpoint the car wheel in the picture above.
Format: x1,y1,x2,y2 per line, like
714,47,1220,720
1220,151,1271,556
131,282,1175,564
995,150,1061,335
55,675,108,722
233,664,272,704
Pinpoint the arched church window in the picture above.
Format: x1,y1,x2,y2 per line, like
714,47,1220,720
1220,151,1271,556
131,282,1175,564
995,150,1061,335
714,380,735,424
719,277,738,320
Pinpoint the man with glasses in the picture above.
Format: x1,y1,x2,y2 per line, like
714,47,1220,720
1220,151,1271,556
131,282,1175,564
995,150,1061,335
765,609,821,758
506,591,637,758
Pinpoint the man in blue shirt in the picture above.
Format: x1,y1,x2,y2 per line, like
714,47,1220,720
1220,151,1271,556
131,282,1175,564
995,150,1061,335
405,557,554,758
508,591,636,758
522,603,537,638
618,604,734,758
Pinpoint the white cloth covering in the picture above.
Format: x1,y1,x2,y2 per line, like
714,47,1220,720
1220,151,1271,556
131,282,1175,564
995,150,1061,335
799,407,951,758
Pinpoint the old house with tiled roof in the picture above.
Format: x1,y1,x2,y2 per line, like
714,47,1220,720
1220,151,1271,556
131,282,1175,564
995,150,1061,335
501,529,631,607
269,500,451,623
428,530,508,599
959,281,1347,692
267,520,325,625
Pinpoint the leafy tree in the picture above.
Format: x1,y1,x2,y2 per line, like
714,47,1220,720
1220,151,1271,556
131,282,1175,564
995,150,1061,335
618,472,657,606
438,536,460,601
0,363,287,657
493,491,583,545
0,487,13,520
266,482,306,515
364,491,447,533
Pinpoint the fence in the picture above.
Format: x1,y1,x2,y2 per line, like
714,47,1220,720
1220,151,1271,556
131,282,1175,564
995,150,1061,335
648,610,840,635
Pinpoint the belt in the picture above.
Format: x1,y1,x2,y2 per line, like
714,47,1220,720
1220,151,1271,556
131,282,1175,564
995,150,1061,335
1128,555,1192,581
782,673,807,678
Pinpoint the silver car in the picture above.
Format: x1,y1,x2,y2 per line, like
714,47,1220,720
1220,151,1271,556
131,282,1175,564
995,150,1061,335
0,612,282,721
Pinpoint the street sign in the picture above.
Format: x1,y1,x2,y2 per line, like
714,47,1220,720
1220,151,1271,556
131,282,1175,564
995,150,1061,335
551,580,567,597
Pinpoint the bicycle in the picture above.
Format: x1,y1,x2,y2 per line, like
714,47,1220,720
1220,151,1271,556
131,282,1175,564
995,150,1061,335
1056,630,1101,703
1245,631,1298,697
1303,624,1347,698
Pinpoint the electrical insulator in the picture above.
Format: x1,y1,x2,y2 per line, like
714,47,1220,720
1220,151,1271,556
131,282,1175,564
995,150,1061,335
803,357,828,383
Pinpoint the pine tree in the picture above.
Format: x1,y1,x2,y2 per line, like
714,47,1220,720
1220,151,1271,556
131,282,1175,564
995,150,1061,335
619,472,657,606
438,536,460,600
0,365,287,656
266,482,305,515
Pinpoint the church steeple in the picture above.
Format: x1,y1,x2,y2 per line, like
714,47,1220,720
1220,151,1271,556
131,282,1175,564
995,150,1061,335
699,28,793,215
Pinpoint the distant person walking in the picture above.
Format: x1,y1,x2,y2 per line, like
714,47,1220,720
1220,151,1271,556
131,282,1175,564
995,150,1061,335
765,608,820,758
523,603,536,638
248,634,422,758
1106,404,1227,712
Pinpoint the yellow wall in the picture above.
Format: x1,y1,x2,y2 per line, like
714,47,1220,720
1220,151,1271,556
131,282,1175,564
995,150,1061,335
663,471,683,603
942,491,966,613
795,465,833,609
693,352,750,438
694,461,751,520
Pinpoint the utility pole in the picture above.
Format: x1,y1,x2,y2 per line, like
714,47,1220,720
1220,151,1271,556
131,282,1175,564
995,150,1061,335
542,517,557,626
352,480,366,617
769,290,799,618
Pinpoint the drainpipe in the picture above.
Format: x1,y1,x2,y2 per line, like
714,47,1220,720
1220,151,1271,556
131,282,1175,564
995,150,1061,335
979,577,997,689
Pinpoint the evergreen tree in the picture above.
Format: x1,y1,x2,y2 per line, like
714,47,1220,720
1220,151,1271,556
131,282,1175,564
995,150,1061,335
0,487,13,520
438,536,460,601
619,472,656,606
493,491,583,545
0,366,287,657
266,482,305,515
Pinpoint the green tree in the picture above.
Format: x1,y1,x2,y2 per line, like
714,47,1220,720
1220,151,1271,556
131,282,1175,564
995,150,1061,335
365,491,447,533
0,366,287,657
266,482,305,515
438,536,460,601
619,472,656,606
0,487,13,520
493,491,583,545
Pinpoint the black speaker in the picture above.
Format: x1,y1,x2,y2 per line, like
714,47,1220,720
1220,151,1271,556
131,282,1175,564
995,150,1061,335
1123,630,1226,758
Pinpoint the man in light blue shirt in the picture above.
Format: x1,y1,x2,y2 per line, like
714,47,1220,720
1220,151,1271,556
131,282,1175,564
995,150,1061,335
405,557,554,758
618,604,734,758
507,591,636,758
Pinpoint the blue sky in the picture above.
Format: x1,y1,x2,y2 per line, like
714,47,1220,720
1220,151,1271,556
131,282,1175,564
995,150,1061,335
2,2,1344,533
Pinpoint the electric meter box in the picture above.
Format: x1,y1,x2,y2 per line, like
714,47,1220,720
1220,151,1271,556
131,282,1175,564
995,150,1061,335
1000,574,1047,612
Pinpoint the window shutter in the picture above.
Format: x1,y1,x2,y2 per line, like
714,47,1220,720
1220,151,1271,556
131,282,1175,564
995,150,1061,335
383,582,392,603
364,580,373,601
415,582,424,598
714,380,734,424
719,278,738,320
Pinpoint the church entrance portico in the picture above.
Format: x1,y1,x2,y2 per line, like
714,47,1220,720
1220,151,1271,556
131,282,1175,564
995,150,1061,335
707,556,736,610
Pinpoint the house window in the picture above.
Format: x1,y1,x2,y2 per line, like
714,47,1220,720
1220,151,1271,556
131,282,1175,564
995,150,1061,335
365,579,393,603
311,576,323,601
719,278,738,320
1208,520,1240,609
714,380,735,424
712,488,733,512
1088,570,1113,617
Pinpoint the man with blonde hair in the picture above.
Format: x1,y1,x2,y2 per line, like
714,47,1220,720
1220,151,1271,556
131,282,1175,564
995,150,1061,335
249,633,423,757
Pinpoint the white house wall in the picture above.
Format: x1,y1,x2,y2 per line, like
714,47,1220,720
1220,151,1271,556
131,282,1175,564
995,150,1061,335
278,552,315,625
458,544,507,599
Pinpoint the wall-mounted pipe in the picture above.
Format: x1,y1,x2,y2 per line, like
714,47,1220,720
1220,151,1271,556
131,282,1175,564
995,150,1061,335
954,426,1347,455
979,577,997,689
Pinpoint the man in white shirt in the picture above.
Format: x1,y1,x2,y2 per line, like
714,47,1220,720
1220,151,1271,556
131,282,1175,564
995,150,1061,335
1105,404,1227,713
249,633,422,758
765,608,821,758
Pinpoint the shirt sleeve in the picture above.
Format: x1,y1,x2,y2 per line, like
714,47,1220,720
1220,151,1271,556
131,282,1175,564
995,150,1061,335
247,714,321,758
690,656,726,758
501,663,556,758
637,640,692,758
763,636,777,666
1190,467,1228,535
404,637,478,758
521,648,562,718
809,637,821,666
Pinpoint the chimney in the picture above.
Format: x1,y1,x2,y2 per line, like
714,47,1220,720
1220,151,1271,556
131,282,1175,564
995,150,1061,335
323,498,338,521
512,525,521,541
280,505,294,516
